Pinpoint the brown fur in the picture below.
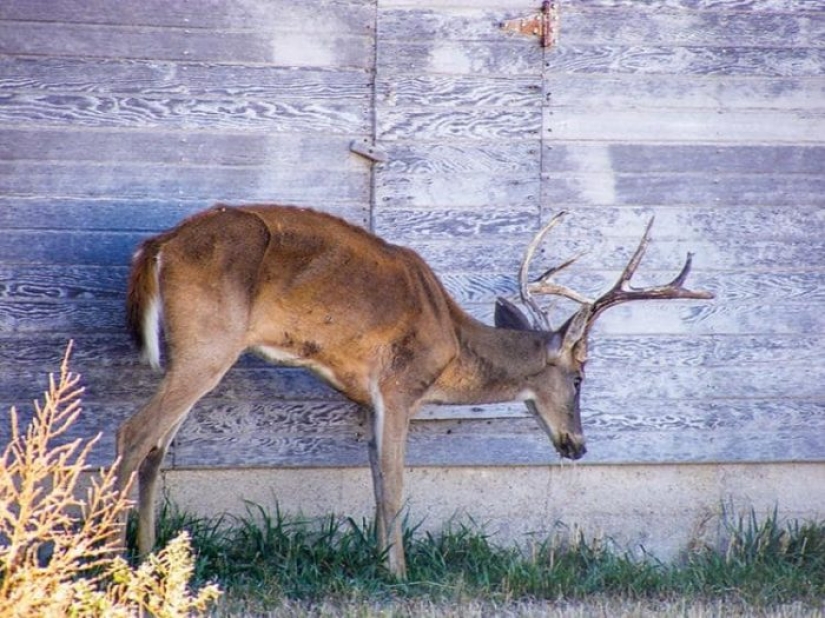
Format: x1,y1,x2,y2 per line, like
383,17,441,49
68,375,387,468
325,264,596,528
118,204,591,579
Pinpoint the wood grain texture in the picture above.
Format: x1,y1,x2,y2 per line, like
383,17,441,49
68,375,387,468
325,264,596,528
0,0,375,32
545,108,824,143
545,45,825,78
0,94,369,134
0,57,372,101
1,0,823,473
0,199,369,231
0,161,369,203
546,75,824,111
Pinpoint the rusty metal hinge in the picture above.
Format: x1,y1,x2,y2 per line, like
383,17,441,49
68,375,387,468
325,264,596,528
500,0,559,48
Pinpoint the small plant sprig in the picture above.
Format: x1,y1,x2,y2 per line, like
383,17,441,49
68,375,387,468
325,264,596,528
0,343,220,617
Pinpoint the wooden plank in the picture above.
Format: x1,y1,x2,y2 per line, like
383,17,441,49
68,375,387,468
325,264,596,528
378,40,542,76
558,10,825,48
378,75,541,107
381,142,539,175
541,172,825,206
0,22,373,69
0,199,370,231
374,207,537,239
0,232,142,266
0,57,371,102
380,6,825,49
543,144,825,175
384,205,824,243
555,1,821,14
0,0,375,32
545,75,825,111
0,93,370,134
0,265,126,301
545,45,825,78
0,162,369,202
379,108,542,140
375,173,538,207
545,108,825,144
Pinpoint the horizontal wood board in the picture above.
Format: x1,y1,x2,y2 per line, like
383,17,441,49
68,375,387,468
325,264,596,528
1,0,823,470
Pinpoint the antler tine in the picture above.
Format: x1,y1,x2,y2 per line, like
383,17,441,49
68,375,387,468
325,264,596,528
615,216,655,292
591,218,715,320
518,212,568,329
529,251,593,306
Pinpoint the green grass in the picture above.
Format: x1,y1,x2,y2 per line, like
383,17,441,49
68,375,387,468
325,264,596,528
133,501,825,614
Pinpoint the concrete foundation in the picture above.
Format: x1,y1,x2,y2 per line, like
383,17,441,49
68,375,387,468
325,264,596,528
162,463,825,560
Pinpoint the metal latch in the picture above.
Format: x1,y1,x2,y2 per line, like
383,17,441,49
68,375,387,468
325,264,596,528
500,0,559,48
350,139,388,164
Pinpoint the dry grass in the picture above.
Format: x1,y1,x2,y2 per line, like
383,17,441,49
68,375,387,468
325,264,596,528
0,344,220,617
216,596,825,618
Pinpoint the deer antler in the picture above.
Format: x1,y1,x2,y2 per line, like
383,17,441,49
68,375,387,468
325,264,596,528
519,212,592,330
517,214,714,340
587,217,714,326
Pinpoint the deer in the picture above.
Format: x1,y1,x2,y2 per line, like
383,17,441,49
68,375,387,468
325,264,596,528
117,203,713,578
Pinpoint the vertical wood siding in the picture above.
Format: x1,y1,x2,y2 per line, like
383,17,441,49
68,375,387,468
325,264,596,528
0,0,822,468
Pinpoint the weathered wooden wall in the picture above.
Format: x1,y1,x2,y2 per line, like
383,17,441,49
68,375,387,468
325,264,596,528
1,1,822,470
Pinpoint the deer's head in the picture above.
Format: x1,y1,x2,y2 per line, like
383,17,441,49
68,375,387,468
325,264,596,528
496,213,713,461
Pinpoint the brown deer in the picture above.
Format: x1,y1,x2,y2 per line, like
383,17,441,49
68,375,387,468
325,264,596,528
118,204,712,578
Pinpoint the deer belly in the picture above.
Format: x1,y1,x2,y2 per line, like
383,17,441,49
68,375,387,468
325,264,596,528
251,344,349,395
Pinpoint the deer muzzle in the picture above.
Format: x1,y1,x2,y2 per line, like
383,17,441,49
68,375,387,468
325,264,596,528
555,432,587,460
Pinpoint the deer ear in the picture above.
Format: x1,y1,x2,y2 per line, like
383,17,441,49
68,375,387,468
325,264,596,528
495,297,533,331
561,308,590,350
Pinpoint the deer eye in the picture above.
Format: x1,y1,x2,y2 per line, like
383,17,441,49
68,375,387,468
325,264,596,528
573,375,583,391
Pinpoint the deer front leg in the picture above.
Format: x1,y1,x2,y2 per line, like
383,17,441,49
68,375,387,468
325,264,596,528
367,395,411,579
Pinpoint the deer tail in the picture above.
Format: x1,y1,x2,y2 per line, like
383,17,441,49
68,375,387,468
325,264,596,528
126,238,164,370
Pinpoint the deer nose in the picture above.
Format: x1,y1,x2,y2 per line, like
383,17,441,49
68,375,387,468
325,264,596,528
557,433,587,460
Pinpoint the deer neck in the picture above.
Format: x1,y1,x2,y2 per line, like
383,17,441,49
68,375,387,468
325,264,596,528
427,313,548,405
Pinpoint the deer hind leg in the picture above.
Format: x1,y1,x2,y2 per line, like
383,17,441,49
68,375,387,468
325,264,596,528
367,386,413,579
116,351,239,556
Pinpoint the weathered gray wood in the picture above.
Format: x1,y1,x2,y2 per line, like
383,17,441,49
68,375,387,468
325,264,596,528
374,205,823,242
1,0,823,474
545,45,825,77
0,22,374,68
378,75,541,108
379,40,541,75
382,7,825,48
376,173,538,207
0,57,372,101
559,10,825,48
0,94,369,134
545,108,824,143
0,199,369,231
0,128,364,171
381,142,540,175
0,0,376,32
557,1,822,14
545,75,825,111
379,108,542,140
541,172,825,206
543,144,825,175
0,162,368,202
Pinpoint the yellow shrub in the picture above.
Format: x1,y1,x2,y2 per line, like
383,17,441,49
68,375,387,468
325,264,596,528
0,344,220,617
